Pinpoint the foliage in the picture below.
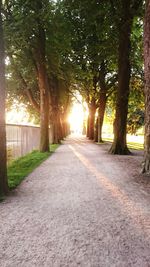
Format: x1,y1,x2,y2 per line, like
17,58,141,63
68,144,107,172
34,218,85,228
63,0,118,101
106,76,145,134
131,17,144,78
127,109,144,134
127,76,144,134
4,0,74,122
3,0,145,145
8,144,59,190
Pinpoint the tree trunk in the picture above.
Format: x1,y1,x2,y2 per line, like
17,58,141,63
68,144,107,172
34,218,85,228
98,92,107,142
88,99,96,140
49,121,54,144
82,106,87,135
82,120,87,135
60,114,66,139
97,64,107,143
37,53,50,152
94,117,98,142
142,0,150,173
110,1,132,155
86,115,90,137
39,77,50,152
0,1,9,196
35,3,50,152
52,109,62,144
61,114,70,139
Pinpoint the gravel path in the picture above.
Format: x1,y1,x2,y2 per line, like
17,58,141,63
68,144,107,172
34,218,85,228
0,135,150,267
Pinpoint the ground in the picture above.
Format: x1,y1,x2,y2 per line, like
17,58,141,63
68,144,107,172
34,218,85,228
0,136,150,267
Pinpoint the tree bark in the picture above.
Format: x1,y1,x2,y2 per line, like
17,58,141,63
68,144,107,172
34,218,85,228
82,124,86,135
142,0,150,173
97,65,107,143
35,2,50,152
52,109,62,144
110,0,132,155
86,115,90,137
61,113,70,139
88,98,97,140
82,106,87,135
49,79,62,144
94,117,98,142
39,72,50,152
36,51,50,152
25,87,40,113
59,96,70,140
0,1,9,196
98,93,107,142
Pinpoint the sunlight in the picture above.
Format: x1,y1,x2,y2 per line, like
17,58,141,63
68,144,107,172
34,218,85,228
69,144,148,233
6,103,34,125
68,96,88,135
68,103,84,134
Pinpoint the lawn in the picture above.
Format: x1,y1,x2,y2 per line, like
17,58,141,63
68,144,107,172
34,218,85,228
102,137,144,150
8,144,59,190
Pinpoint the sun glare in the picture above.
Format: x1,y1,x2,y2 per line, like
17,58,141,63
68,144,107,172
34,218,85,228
6,104,32,125
68,104,84,134
68,99,88,135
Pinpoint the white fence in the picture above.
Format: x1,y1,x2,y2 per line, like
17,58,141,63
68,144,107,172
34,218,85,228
6,124,53,160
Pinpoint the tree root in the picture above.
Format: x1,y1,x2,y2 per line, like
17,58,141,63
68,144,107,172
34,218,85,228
109,143,132,155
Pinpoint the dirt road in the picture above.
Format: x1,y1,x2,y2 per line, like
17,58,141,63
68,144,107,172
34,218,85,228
0,136,150,267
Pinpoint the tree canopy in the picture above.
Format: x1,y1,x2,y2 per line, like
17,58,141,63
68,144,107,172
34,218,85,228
1,0,146,162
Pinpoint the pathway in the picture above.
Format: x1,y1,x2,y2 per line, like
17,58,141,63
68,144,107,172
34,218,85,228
0,135,150,267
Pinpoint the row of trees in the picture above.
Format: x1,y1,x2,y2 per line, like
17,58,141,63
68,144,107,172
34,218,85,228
63,0,144,154
5,0,72,150
0,0,150,196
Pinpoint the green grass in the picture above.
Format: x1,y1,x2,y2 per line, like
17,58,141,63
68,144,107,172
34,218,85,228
102,138,144,150
126,142,143,150
8,144,59,190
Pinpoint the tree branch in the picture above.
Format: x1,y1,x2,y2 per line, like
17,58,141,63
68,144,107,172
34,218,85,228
9,54,40,113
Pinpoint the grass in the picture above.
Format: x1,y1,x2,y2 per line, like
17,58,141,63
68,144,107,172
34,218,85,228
8,144,59,190
102,137,144,150
126,142,143,150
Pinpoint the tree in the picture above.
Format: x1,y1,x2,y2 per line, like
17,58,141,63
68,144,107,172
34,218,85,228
109,0,133,154
127,77,144,135
127,109,144,134
142,0,150,173
0,0,8,196
35,1,50,152
63,0,118,142
4,0,52,152
110,0,143,154
5,0,72,146
6,53,40,122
